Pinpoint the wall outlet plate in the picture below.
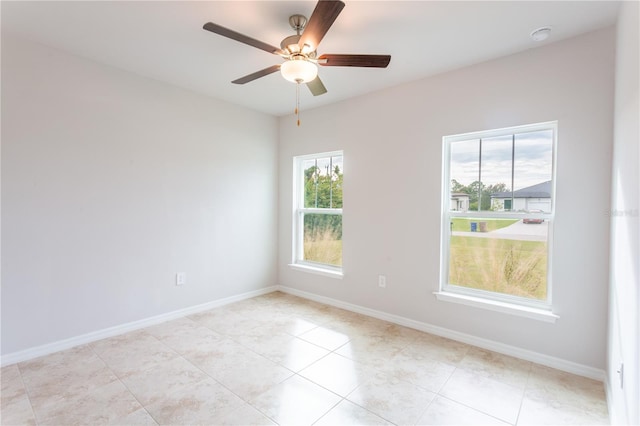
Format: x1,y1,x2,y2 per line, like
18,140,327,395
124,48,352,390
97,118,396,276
617,363,624,389
378,275,386,288
176,272,186,286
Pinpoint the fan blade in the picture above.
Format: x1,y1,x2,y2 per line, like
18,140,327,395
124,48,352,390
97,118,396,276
318,54,391,68
298,0,345,51
306,76,328,96
203,22,284,55
232,65,281,84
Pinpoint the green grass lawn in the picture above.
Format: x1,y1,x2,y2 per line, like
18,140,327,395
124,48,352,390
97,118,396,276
450,218,519,232
449,236,547,300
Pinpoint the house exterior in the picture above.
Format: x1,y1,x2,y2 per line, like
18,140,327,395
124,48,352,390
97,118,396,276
490,180,552,212
450,192,470,211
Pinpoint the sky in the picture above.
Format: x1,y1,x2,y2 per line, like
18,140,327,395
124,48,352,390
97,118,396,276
450,130,553,191
302,155,343,177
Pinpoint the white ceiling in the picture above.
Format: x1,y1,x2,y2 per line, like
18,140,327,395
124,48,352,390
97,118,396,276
1,1,620,117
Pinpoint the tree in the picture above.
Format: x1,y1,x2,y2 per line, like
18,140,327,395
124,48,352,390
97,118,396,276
451,180,510,211
304,164,343,239
487,183,508,194
304,165,342,209
451,179,466,193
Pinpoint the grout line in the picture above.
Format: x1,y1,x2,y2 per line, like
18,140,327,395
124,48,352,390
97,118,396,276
151,320,293,423
434,363,458,395
513,363,534,426
433,394,514,425
14,363,39,425
310,396,346,425
89,343,160,425
414,393,437,425
339,396,399,426
11,292,605,426
103,324,279,424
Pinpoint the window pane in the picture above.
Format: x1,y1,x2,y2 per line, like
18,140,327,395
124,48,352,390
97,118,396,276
448,217,548,300
302,158,319,208
514,130,553,213
331,155,343,209
481,135,513,212
303,213,342,266
450,139,479,212
303,155,343,209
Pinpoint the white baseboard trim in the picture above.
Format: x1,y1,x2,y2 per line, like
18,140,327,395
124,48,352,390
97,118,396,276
276,285,606,382
1,286,278,367
604,376,615,425
4,284,606,383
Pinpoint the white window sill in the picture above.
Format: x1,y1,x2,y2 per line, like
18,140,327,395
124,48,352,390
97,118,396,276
434,291,559,323
289,263,343,279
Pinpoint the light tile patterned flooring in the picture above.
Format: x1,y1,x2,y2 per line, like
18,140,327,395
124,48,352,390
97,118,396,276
1,291,609,425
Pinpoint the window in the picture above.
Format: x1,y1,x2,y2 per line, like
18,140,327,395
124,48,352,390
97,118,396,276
441,122,556,311
292,151,343,275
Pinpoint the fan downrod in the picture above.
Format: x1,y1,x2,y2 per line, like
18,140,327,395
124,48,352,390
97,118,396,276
281,14,313,55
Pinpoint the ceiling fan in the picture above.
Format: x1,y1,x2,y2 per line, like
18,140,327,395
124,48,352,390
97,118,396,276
202,0,391,100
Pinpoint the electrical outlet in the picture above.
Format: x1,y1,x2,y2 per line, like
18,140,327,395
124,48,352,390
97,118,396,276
176,272,186,286
378,275,386,288
617,363,624,389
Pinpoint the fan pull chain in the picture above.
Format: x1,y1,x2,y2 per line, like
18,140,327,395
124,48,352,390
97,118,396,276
295,82,301,127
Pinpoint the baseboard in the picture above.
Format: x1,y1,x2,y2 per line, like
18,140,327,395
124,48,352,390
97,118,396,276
0,286,278,367
3,284,606,383
277,285,606,382
604,375,615,424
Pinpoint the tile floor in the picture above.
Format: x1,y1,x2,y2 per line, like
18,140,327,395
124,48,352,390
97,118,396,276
1,291,609,425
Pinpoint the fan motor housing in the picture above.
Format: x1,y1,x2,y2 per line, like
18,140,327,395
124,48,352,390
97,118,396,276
281,34,317,58
280,34,301,51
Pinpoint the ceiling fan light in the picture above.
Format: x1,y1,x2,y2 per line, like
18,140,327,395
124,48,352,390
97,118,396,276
280,59,318,83
287,43,300,54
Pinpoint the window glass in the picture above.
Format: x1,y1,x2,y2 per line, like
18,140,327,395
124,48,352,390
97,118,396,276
303,155,343,209
514,130,553,212
294,152,343,271
479,135,513,212
303,213,342,267
443,123,555,306
448,217,548,300
450,139,478,212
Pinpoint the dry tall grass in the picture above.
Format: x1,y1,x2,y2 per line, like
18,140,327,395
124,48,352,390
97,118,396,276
304,227,342,266
449,236,547,299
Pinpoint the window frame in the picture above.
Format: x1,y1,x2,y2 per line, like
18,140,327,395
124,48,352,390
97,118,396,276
291,150,344,276
440,121,557,311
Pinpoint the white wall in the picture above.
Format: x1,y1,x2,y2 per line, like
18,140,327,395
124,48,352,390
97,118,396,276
1,36,279,355
608,2,639,424
278,28,615,371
